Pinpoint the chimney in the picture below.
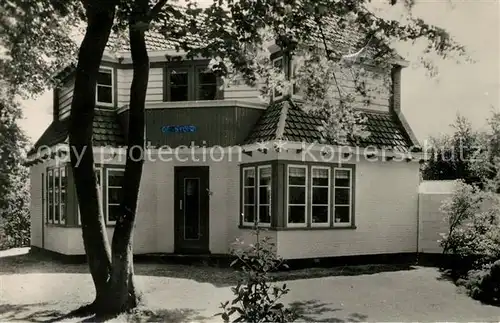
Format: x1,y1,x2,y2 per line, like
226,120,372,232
390,65,402,114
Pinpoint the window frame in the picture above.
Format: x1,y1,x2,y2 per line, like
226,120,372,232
77,167,103,226
241,166,257,227
240,164,273,227
310,166,331,227
256,165,272,227
164,63,222,102
59,167,67,225
96,66,114,107
195,66,219,101
272,56,285,101
286,164,308,228
106,167,125,225
333,167,353,227
45,165,67,225
166,66,191,102
47,169,54,224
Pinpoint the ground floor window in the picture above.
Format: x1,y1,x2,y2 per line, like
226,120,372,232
46,165,67,225
240,162,355,229
285,164,354,228
106,168,125,224
77,168,103,225
241,164,272,227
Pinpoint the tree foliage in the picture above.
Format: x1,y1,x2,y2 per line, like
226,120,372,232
422,114,480,183
0,89,30,249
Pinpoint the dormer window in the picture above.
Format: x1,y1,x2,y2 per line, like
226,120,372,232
169,68,189,101
196,67,217,100
96,67,114,106
165,63,221,102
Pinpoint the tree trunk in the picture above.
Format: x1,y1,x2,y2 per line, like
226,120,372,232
68,1,115,309
105,0,150,313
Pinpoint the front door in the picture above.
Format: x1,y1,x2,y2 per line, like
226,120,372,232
174,166,210,254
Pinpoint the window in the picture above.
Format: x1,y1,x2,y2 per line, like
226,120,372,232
165,64,221,102
46,166,66,224
77,168,102,225
106,168,124,224
168,68,189,101
311,166,330,226
96,67,113,105
60,167,67,224
272,56,284,100
196,68,217,100
42,173,45,224
47,170,53,223
257,166,272,225
241,165,272,226
333,168,352,226
242,168,255,225
287,165,307,226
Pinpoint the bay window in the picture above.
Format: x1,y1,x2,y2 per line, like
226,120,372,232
257,166,272,225
241,165,272,226
106,168,125,224
46,165,67,225
283,164,355,229
311,166,330,226
333,168,353,226
287,165,307,226
77,168,102,225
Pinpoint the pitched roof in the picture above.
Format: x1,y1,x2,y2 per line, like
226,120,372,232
28,109,125,156
105,10,400,62
244,100,414,152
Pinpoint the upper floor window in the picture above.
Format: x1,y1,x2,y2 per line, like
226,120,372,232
169,68,189,101
96,67,114,106
272,56,284,100
165,64,221,102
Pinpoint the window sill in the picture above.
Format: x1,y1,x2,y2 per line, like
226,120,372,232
238,225,357,231
45,223,68,228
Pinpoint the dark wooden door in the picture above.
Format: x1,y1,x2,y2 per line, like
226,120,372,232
174,166,210,254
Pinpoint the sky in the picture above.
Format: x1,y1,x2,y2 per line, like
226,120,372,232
18,0,500,144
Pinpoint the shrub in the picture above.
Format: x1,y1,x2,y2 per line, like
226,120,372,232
439,181,500,269
463,260,500,304
216,226,296,323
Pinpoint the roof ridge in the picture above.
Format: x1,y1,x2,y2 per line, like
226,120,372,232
275,101,289,140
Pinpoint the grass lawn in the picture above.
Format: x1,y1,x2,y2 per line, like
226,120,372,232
1,248,500,322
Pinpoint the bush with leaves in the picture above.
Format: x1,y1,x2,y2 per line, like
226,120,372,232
461,259,500,304
217,226,296,323
439,180,500,271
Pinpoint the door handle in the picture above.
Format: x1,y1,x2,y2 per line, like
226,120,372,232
179,199,183,210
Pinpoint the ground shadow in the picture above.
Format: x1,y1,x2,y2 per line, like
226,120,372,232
1,249,417,288
0,303,210,323
289,299,368,322
0,303,68,322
